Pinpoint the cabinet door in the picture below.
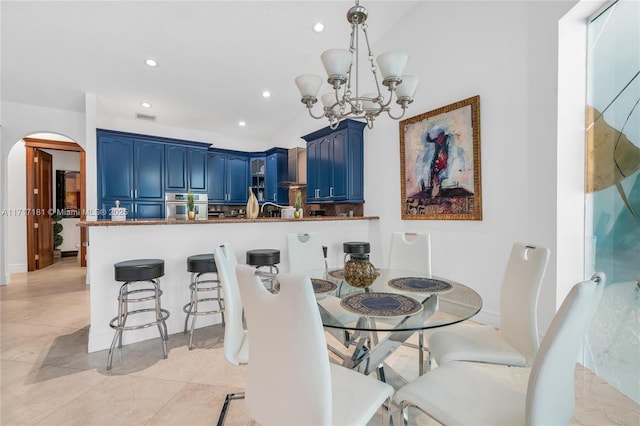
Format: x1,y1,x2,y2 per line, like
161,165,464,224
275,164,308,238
330,130,348,201
165,145,188,191
136,201,165,219
134,140,164,200
250,157,266,201
207,151,227,203
265,151,289,203
99,136,134,200
227,154,249,204
318,136,333,199
188,148,207,191
306,139,319,202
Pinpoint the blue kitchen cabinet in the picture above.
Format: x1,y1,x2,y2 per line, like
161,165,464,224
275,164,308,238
207,150,249,205
302,119,365,203
165,145,207,192
97,132,165,219
264,148,289,203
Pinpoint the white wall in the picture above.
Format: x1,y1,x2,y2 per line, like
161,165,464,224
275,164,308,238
1,1,590,336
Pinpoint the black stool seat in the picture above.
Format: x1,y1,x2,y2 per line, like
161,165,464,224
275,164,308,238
246,249,280,266
114,259,164,282
187,254,217,273
343,241,370,255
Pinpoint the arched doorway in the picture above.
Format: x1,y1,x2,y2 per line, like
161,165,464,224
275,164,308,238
11,134,87,271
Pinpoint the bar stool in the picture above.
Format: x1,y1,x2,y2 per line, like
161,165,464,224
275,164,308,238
246,249,280,289
107,259,169,371
322,245,328,278
343,241,370,264
183,253,224,350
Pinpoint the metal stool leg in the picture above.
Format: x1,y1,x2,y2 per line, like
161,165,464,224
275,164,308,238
153,279,169,359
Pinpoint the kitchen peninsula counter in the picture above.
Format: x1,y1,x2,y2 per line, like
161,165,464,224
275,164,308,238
77,215,379,227
80,214,381,353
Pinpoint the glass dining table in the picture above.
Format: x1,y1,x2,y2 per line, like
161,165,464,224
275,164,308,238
301,267,483,387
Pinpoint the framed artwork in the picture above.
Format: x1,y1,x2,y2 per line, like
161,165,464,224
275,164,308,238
55,170,81,218
399,95,482,220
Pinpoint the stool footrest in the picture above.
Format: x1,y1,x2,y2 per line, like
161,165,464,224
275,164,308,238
109,308,170,331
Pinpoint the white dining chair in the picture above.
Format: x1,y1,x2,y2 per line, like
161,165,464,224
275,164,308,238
286,231,355,359
427,242,550,368
236,264,395,426
286,232,327,278
213,243,248,426
395,272,605,426
387,231,432,275
387,231,432,374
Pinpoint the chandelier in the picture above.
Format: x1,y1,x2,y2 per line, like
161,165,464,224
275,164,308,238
295,0,418,129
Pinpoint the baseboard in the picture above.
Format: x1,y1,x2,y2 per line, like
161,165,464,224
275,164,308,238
9,263,28,274
471,309,500,328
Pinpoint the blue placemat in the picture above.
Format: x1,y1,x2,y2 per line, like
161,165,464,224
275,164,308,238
388,277,454,294
328,269,345,280
311,278,338,294
273,278,337,294
340,292,423,318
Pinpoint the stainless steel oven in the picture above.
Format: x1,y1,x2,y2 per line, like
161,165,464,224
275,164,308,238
165,192,208,220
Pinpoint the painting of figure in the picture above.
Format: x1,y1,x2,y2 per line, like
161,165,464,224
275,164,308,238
400,96,482,220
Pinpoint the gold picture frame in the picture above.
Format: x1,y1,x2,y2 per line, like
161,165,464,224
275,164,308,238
399,95,482,220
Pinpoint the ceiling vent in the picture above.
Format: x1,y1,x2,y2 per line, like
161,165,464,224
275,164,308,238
136,112,156,121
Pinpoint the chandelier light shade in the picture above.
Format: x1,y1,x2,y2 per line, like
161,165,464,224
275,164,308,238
295,0,418,129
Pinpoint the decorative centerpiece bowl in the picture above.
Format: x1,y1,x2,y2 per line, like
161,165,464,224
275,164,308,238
344,254,379,288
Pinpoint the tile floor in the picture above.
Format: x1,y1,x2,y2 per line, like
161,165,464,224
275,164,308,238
1,258,638,425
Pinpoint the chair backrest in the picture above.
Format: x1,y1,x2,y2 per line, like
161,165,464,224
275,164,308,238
387,232,432,275
236,264,332,425
213,242,243,365
499,243,550,364
526,273,605,425
286,232,325,273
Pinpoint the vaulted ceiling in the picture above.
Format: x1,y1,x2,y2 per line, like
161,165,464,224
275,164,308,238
2,1,419,141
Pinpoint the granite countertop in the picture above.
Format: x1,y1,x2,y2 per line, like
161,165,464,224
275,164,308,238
77,216,380,227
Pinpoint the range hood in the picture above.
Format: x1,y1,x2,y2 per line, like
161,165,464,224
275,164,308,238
280,147,307,187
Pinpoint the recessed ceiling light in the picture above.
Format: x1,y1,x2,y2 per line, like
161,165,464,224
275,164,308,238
144,58,158,67
238,121,246,127
312,22,324,33
262,91,271,98
140,102,152,108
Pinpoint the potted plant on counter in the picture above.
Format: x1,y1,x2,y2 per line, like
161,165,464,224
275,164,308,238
294,190,303,219
187,189,196,220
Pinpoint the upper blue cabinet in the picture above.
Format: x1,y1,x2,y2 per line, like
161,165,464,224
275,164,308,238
302,119,365,203
207,150,249,204
97,132,165,219
165,144,207,192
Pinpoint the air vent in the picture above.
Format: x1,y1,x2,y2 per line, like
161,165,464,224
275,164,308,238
136,112,156,121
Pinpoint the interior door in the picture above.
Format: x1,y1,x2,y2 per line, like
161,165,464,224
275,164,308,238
35,149,54,268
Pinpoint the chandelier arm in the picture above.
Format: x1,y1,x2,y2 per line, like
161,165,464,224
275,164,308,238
307,106,328,120
387,105,408,120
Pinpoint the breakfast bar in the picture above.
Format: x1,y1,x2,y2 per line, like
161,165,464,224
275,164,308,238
79,216,380,352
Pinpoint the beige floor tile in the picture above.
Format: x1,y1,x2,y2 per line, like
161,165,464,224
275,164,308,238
1,365,106,424
36,374,185,425
1,258,638,426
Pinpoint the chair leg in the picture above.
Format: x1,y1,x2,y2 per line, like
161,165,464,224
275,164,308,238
383,396,393,426
401,403,410,426
216,392,245,426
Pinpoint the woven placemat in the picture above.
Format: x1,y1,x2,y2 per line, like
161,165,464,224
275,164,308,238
388,277,454,294
273,278,337,294
328,269,345,280
340,292,423,318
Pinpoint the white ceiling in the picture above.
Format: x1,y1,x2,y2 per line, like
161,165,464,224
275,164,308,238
2,1,419,142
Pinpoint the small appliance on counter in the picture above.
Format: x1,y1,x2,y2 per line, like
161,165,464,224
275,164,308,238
110,200,127,221
166,192,208,220
308,209,326,217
